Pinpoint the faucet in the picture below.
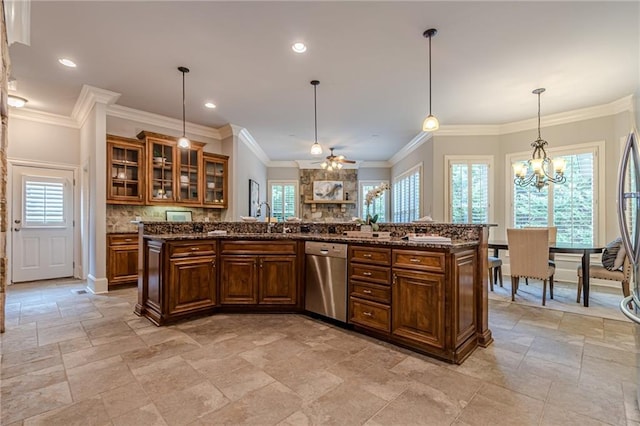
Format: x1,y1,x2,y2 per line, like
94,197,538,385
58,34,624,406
256,201,274,233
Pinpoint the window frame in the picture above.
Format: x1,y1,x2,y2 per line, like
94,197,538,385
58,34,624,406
267,179,299,221
444,155,494,224
358,180,390,222
392,163,422,223
505,141,605,246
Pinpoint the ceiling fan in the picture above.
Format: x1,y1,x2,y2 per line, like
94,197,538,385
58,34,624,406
320,148,356,171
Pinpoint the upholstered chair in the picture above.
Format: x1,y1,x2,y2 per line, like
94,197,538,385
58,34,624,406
488,256,503,291
507,228,556,306
577,251,631,303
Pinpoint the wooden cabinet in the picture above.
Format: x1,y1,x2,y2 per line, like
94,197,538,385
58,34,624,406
138,131,205,206
203,153,229,208
168,243,216,315
107,136,144,204
220,240,298,306
349,245,392,333
107,233,138,288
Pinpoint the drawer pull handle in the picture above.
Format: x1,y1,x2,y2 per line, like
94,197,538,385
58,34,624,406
191,247,200,251
410,258,421,263
362,272,372,276
124,238,133,242
363,312,373,317
362,289,372,294
362,253,373,258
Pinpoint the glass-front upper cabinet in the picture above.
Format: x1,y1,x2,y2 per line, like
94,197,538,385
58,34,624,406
203,153,229,208
177,145,203,205
147,138,177,204
107,135,145,204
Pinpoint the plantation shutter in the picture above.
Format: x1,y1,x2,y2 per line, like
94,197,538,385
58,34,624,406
24,180,65,226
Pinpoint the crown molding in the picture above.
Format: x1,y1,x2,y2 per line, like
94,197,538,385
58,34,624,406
72,85,121,127
360,161,392,168
8,107,79,128
389,131,433,166
218,123,244,140
436,124,501,136
107,104,222,140
237,128,271,165
267,160,299,168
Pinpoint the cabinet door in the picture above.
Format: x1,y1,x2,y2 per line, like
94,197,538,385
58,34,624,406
107,137,144,204
220,256,258,304
203,154,228,208
168,255,217,315
107,244,138,286
147,139,177,203
258,255,297,304
392,269,445,349
177,146,202,205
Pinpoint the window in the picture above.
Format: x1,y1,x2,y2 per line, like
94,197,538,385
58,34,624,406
268,180,298,221
445,156,493,223
359,181,389,222
509,142,602,245
24,179,66,227
393,164,421,222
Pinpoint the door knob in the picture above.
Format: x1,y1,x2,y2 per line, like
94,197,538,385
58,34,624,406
14,228,20,232
14,219,20,224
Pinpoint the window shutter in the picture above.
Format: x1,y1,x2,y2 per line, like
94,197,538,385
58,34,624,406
24,180,65,225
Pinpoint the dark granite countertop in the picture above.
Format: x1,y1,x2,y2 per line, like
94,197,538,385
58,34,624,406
143,232,478,249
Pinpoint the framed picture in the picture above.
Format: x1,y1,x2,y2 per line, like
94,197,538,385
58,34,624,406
166,210,192,222
249,179,260,216
313,180,344,201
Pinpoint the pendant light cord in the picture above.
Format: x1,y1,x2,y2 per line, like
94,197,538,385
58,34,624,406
428,34,432,115
537,91,541,140
314,83,318,143
182,70,186,137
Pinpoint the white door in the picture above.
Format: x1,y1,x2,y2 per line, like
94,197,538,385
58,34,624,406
12,165,74,282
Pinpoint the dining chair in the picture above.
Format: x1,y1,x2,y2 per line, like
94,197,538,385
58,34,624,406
507,228,556,306
487,256,503,291
523,226,557,285
576,250,631,304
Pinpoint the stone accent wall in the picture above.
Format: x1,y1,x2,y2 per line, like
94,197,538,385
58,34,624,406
1,1,8,333
299,168,358,222
107,205,222,233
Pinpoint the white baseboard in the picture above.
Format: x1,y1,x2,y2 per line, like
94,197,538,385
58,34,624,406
87,274,108,294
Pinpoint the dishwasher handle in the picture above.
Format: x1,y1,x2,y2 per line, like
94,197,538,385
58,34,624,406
320,249,329,255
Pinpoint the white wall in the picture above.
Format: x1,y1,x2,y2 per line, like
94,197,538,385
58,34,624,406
391,139,433,220
8,117,80,164
236,139,267,219
267,167,298,180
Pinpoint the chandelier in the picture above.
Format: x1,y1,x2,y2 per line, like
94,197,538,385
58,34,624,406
513,88,566,191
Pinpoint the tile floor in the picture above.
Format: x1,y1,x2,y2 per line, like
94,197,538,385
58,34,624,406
1,279,638,425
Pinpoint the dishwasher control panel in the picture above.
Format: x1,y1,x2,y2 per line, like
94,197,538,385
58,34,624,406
304,241,348,258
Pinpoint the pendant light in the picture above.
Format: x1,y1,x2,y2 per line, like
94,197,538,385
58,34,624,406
310,80,323,156
422,28,439,132
177,66,191,149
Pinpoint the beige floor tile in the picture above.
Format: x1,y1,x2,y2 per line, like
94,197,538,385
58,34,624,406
1,364,67,401
63,335,147,369
57,335,93,354
121,336,202,370
86,320,137,346
623,381,640,423
456,383,544,426
133,355,207,397
100,382,151,419
37,322,87,346
66,355,137,401
275,367,344,402
547,379,626,425
111,403,168,426
208,364,276,401
540,403,613,425
153,381,230,425
1,344,63,380
526,336,584,368
22,395,110,426
517,354,581,383
1,381,73,424
199,382,301,425
558,312,605,339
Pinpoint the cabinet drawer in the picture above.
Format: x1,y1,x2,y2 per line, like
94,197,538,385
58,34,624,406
350,282,390,304
170,242,216,258
393,250,445,273
108,234,138,246
349,298,390,333
221,240,297,255
349,264,390,285
350,246,391,265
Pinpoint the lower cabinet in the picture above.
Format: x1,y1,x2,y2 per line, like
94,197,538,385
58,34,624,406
220,256,258,304
168,253,217,315
107,233,138,288
259,256,297,304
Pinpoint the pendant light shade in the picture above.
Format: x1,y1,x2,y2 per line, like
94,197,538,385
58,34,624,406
310,80,323,156
422,28,439,132
177,66,191,149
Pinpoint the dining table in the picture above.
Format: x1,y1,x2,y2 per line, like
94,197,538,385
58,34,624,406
488,241,604,307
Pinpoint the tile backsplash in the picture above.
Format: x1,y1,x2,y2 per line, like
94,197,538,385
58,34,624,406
106,205,221,233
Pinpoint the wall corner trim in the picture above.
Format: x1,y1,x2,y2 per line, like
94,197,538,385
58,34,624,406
73,85,121,127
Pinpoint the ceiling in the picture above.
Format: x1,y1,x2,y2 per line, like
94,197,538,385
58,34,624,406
8,1,639,162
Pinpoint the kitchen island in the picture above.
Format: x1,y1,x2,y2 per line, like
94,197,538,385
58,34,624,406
134,221,492,364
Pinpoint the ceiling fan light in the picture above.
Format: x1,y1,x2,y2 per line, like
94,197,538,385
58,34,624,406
337,163,343,169
7,95,27,108
310,141,323,156
320,162,327,169
422,114,439,132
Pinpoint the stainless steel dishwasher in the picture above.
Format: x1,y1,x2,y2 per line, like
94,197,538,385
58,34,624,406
305,241,348,322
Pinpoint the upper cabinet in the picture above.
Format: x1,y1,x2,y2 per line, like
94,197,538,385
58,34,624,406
203,153,229,208
107,131,228,208
107,135,145,204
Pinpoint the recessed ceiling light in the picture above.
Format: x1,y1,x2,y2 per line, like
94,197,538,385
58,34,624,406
58,58,77,68
204,102,216,109
291,42,307,53
8,95,28,108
